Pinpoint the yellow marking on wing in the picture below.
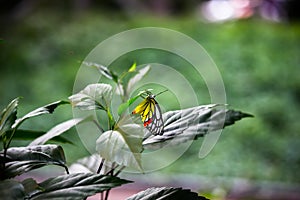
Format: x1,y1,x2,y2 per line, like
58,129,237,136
132,98,155,122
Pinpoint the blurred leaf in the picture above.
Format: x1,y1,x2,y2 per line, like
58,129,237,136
96,117,143,171
0,144,68,179
21,178,40,196
12,100,69,129
111,71,119,83
69,83,112,111
118,95,140,116
69,154,100,174
83,61,113,80
3,129,73,144
69,154,120,175
224,110,253,126
28,173,131,200
116,62,138,97
127,65,151,95
128,62,137,72
0,179,25,200
126,187,209,200
143,105,253,149
29,117,92,146
0,97,19,137
115,80,124,96
96,130,142,171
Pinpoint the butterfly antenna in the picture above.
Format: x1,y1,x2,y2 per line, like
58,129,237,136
156,89,168,96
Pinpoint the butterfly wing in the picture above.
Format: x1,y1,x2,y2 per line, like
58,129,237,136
132,97,164,135
132,98,154,124
146,99,164,135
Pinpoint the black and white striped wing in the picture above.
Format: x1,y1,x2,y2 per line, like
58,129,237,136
146,100,164,135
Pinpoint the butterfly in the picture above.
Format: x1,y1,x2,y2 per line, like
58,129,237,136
132,90,166,135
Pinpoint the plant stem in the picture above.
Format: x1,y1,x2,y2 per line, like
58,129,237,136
64,165,70,174
105,163,119,176
104,190,110,200
106,107,115,130
114,166,125,176
93,119,104,133
97,158,105,174
1,141,7,170
3,128,17,167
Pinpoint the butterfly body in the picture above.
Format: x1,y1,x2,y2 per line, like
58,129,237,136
132,91,164,135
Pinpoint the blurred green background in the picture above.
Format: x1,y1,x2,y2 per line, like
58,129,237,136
1,0,300,198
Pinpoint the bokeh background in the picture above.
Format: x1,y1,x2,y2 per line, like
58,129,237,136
1,0,300,199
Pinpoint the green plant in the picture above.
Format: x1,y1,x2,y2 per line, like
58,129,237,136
0,62,252,199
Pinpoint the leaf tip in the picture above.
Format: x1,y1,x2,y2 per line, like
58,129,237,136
128,62,137,72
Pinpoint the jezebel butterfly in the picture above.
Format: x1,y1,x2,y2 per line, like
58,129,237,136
132,90,166,135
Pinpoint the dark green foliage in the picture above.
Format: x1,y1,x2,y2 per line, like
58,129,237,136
0,144,68,179
0,98,19,138
0,179,25,200
126,187,209,200
5,129,73,144
2,8,296,198
27,173,131,200
0,60,253,200
0,174,130,200
13,100,69,129
0,98,131,199
224,110,253,127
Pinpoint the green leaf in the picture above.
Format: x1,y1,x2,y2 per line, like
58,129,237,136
0,144,68,179
29,117,92,146
96,117,144,171
69,83,112,111
143,105,253,149
117,95,140,116
69,154,100,174
69,154,122,175
21,178,40,196
1,129,73,144
12,100,69,129
28,173,131,200
128,62,137,72
0,97,19,137
111,71,119,83
126,187,209,200
0,179,25,200
127,65,150,95
83,61,113,80
115,82,125,96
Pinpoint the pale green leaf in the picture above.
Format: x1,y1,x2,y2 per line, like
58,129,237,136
2,129,73,144
29,117,92,146
69,83,112,110
0,97,19,137
127,65,150,95
69,154,120,175
96,117,144,171
69,154,100,174
115,82,124,96
83,61,113,80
